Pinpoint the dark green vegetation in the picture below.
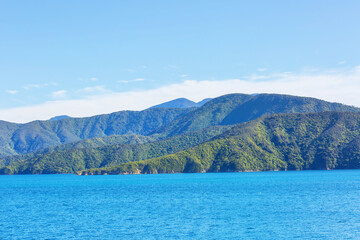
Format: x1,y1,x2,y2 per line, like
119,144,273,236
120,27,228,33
80,112,360,175
1,93,360,175
0,126,230,174
155,93,360,136
0,108,192,158
0,134,156,168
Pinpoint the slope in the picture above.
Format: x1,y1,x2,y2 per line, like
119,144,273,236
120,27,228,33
1,93,360,173
0,107,193,157
149,98,212,109
81,111,360,175
154,93,360,137
0,134,155,167
0,126,230,174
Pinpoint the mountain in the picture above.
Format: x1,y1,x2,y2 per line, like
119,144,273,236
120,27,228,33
154,93,360,137
79,111,360,175
0,126,230,174
4,92,354,159
48,115,71,121
0,134,156,168
196,98,212,106
150,98,212,109
0,121,19,157
0,108,192,158
1,93,360,175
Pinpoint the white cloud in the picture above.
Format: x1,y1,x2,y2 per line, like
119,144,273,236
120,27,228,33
6,90,18,94
257,68,267,72
338,61,347,65
24,83,57,90
134,78,145,82
118,80,130,83
2,66,360,123
78,85,108,93
51,90,67,99
119,78,146,84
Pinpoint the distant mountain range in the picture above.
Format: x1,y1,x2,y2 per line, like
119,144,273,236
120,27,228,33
0,108,192,158
48,115,72,121
149,98,212,109
80,111,360,175
1,93,360,175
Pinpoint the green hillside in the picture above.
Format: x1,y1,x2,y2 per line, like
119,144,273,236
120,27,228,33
0,126,230,174
1,93,357,159
1,93,360,175
0,134,155,167
78,112,360,175
155,93,360,136
0,107,192,157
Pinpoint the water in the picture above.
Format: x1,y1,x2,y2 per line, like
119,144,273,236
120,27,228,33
1,170,359,239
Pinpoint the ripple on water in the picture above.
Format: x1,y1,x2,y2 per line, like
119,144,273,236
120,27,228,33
0,170,360,239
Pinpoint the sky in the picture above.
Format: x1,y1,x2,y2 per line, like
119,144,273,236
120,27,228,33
1,0,360,123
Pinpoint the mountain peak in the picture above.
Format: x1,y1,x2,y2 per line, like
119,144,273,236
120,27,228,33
150,98,212,109
48,115,71,121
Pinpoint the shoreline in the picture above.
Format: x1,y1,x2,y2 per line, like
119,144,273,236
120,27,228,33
1,168,356,176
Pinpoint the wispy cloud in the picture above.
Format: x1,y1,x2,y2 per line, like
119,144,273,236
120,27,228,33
134,78,145,82
78,85,109,93
2,66,360,123
121,65,149,73
119,78,146,84
257,68,267,72
24,83,57,90
338,60,347,65
6,90,18,94
118,80,130,83
51,90,67,99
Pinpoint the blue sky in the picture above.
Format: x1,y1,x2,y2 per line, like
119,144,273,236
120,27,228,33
1,0,360,122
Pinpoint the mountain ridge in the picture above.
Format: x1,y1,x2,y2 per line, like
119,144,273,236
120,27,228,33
48,115,72,121
0,126,230,174
153,93,360,137
0,108,193,158
78,111,360,175
1,93,360,175
149,98,212,109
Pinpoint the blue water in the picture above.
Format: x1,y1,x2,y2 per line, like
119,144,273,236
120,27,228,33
1,171,360,239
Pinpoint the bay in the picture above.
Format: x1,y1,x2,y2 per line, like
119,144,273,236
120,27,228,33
1,170,359,239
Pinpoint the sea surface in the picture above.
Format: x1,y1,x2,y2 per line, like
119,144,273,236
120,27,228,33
1,170,359,239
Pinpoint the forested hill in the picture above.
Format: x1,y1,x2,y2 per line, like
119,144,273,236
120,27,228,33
0,108,192,158
0,134,156,168
155,93,360,137
1,93,360,175
79,111,360,175
0,126,230,174
2,93,357,159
